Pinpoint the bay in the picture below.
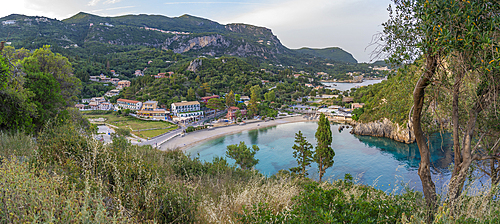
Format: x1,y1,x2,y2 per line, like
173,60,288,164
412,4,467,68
185,122,453,193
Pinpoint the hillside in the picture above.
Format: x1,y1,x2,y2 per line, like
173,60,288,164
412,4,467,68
294,47,358,64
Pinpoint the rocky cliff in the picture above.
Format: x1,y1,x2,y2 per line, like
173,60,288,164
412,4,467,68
350,118,415,144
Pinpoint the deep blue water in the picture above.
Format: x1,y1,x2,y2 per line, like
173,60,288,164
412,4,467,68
186,122,453,193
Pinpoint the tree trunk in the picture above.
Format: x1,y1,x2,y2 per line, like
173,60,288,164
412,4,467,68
447,102,481,200
319,157,324,182
452,73,462,177
412,54,438,222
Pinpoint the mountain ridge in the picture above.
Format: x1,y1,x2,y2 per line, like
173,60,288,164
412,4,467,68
1,12,358,64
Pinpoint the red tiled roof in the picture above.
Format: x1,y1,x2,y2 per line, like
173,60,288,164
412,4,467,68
201,95,220,100
117,99,140,104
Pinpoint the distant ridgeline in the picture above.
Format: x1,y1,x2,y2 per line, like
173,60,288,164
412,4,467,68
0,12,384,82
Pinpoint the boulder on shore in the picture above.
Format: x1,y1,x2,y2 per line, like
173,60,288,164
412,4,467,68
350,118,415,144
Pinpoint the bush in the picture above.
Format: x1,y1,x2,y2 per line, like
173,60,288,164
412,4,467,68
114,127,131,136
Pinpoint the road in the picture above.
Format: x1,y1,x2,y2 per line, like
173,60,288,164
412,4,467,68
136,110,227,148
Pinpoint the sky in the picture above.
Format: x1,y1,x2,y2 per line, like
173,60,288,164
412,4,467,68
0,0,393,62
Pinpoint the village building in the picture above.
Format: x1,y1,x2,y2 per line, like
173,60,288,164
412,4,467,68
137,100,170,120
105,89,120,97
200,95,220,104
88,101,100,110
81,98,91,103
342,97,354,103
117,99,142,110
99,102,113,111
141,100,158,111
171,101,203,118
75,104,85,111
226,106,247,120
239,96,250,102
110,78,120,85
89,76,100,82
134,70,144,76
91,97,106,103
117,80,131,89
351,103,365,110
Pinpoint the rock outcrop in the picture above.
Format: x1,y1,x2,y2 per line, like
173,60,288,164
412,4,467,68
164,34,231,54
350,118,415,144
186,58,202,72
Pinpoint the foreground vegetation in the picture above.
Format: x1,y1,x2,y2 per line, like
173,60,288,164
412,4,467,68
1,121,500,223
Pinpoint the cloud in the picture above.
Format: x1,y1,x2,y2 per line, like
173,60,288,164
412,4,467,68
88,0,101,6
104,0,122,4
105,6,135,11
164,2,267,5
220,0,391,62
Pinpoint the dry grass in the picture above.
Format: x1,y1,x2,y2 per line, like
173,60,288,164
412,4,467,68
0,157,130,223
197,176,300,223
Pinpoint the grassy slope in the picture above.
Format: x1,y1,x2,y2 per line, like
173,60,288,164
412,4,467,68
1,126,500,223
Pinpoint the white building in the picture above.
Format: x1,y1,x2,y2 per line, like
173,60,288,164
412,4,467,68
171,101,203,118
117,99,142,110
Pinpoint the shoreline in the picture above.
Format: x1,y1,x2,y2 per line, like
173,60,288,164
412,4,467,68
160,116,311,151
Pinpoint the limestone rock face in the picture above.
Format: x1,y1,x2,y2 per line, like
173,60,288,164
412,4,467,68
350,118,415,144
186,59,202,72
164,34,230,54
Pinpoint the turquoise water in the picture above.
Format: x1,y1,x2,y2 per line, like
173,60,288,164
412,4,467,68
186,122,453,193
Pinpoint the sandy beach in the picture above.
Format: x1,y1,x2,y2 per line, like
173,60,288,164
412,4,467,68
160,116,310,151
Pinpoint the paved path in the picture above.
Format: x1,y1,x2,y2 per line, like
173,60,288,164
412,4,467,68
136,110,227,148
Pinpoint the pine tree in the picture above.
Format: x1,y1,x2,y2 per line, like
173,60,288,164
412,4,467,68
291,130,313,177
226,90,235,108
226,141,260,170
314,113,334,182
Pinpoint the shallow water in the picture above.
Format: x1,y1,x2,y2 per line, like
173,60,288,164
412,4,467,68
186,122,453,193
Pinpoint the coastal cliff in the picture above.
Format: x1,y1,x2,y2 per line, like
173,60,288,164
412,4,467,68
350,118,415,144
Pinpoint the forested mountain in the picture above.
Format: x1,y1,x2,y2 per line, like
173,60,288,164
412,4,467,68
1,12,385,102
294,47,358,64
0,12,363,66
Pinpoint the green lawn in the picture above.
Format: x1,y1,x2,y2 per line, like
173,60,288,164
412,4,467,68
132,126,178,139
84,114,177,132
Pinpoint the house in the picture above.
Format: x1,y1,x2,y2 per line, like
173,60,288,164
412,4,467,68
89,101,100,110
100,77,111,83
152,73,167,79
314,86,324,90
239,96,250,102
171,101,203,118
226,106,247,120
261,80,270,84
305,84,314,88
117,99,142,110
2,20,16,25
89,76,100,82
200,95,220,104
351,103,365,110
91,97,106,103
99,102,113,111
141,100,158,111
75,104,85,110
342,97,354,103
105,89,120,97
110,78,120,85
135,70,144,76
117,80,131,89
293,74,301,78
82,98,91,103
